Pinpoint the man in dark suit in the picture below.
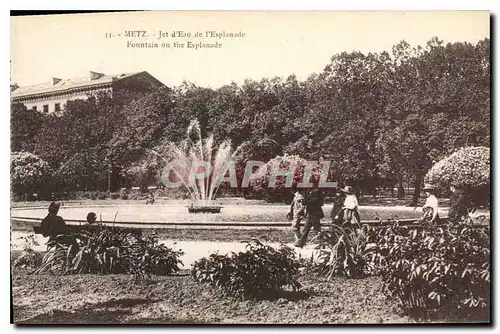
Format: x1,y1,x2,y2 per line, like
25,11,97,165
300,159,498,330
294,183,324,248
330,189,346,225
448,182,470,221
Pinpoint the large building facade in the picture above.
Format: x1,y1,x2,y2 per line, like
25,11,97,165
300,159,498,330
11,71,164,113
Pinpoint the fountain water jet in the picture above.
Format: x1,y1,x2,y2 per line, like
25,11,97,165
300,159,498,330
158,119,245,213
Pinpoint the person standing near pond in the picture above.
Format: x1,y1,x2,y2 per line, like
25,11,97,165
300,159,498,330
421,184,440,224
294,184,324,248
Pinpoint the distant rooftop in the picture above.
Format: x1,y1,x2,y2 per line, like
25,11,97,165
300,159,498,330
11,71,141,98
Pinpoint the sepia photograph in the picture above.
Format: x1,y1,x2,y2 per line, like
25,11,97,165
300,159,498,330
9,10,490,324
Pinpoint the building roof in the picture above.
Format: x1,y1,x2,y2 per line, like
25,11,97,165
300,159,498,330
11,72,141,99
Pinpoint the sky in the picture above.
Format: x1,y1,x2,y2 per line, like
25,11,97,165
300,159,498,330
10,11,490,89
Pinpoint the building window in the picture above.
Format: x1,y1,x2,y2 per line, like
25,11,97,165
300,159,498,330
43,105,49,113
55,103,61,112
32,106,37,112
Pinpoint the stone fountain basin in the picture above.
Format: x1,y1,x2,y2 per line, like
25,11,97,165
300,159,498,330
187,206,223,214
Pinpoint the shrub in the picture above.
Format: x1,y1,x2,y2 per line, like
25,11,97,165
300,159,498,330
373,220,490,320
110,192,120,200
33,227,183,278
118,189,147,200
313,224,375,279
13,233,43,269
78,191,99,200
80,191,91,199
119,188,129,200
425,146,490,190
191,239,301,300
127,235,184,278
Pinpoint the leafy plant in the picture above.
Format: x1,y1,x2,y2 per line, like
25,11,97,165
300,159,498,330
33,227,184,278
373,219,490,320
191,239,301,300
128,235,184,280
313,224,375,279
70,227,133,274
13,232,43,269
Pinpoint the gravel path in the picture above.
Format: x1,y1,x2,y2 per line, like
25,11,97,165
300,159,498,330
11,231,315,269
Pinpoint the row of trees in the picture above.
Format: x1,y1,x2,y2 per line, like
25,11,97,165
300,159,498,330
11,37,490,203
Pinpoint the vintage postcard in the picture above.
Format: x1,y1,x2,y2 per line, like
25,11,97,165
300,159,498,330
10,11,490,324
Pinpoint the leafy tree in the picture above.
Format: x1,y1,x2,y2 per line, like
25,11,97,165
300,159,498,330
377,38,490,204
11,151,54,198
250,154,326,202
207,83,246,145
120,147,167,191
57,148,109,191
11,103,43,153
168,82,215,138
33,93,120,168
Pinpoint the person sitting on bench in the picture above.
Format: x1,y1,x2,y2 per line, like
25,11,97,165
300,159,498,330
86,212,98,225
39,202,73,244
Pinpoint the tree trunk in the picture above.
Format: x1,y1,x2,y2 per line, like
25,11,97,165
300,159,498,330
411,172,422,206
397,174,405,199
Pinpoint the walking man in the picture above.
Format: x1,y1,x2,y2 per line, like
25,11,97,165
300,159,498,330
294,184,324,248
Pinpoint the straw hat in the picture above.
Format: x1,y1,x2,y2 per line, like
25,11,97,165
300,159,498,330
340,185,354,194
